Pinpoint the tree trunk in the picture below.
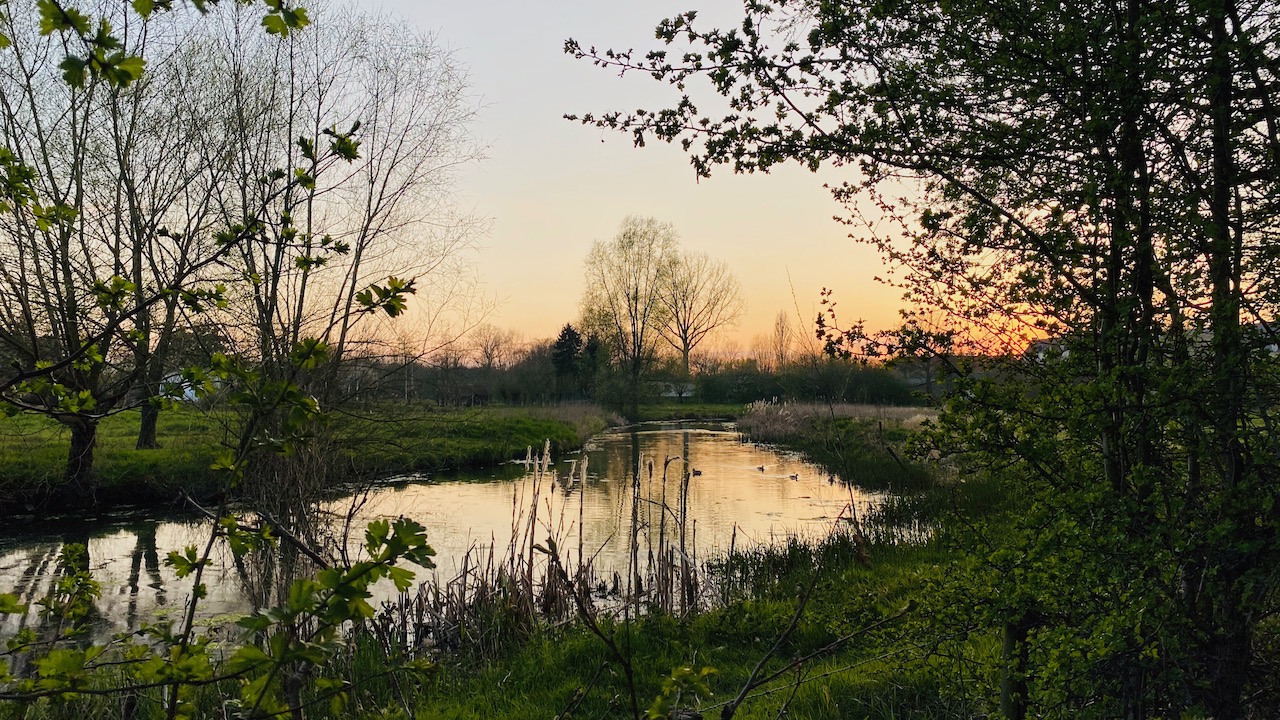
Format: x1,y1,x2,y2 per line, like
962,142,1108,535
62,418,98,505
1203,603,1249,719
1000,612,1032,720
136,401,161,450
628,359,642,420
1201,1,1251,714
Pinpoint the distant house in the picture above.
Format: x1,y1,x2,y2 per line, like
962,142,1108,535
161,371,203,403
1248,323,1280,355
655,382,696,402
1024,338,1072,363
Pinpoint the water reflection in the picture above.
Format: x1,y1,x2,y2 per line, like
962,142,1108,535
0,422,881,639
355,423,874,573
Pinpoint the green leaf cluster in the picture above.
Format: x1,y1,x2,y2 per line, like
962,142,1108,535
356,276,417,318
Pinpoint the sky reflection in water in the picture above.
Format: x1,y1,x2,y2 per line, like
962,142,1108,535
0,422,882,640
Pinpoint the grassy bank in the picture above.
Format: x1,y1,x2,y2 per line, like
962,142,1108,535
635,402,747,422
1,504,1000,720
737,401,938,491
0,409,225,502
0,402,623,509
329,402,621,475
353,474,1003,719
397,543,978,719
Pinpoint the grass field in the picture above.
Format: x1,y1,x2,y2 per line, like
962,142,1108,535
633,402,747,422
0,408,225,501
0,402,624,508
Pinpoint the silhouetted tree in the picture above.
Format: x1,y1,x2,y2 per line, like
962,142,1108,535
658,250,744,375
551,323,584,398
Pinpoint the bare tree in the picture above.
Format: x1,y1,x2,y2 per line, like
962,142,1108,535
108,27,247,449
658,250,744,376
581,216,677,418
212,6,481,378
469,323,521,370
202,5,482,516
0,3,480,503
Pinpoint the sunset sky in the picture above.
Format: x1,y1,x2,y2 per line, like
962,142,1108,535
366,0,904,346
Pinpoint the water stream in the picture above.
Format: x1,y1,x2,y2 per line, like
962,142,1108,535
0,422,882,640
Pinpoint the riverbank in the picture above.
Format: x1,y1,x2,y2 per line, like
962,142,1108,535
738,400,938,490
634,402,746,422
0,403,625,513
392,402,997,719
1,405,1009,719
360,408,1004,719
401,539,981,719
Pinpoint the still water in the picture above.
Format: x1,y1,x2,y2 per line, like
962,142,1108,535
0,422,881,639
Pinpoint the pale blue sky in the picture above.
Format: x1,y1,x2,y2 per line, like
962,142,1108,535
366,0,897,344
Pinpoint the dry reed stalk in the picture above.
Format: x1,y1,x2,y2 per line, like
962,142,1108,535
658,458,672,612
508,446,531,583
681,463,691,613
577,454,587,577
364,437,749,662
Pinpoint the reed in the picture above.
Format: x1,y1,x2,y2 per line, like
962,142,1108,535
737,400,935,444
362,442,716,662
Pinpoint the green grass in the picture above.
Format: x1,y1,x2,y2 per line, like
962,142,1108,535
366,537,987,719
0,409,225,502
0,403,622,508
331,404,618,475
634,402,747,422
